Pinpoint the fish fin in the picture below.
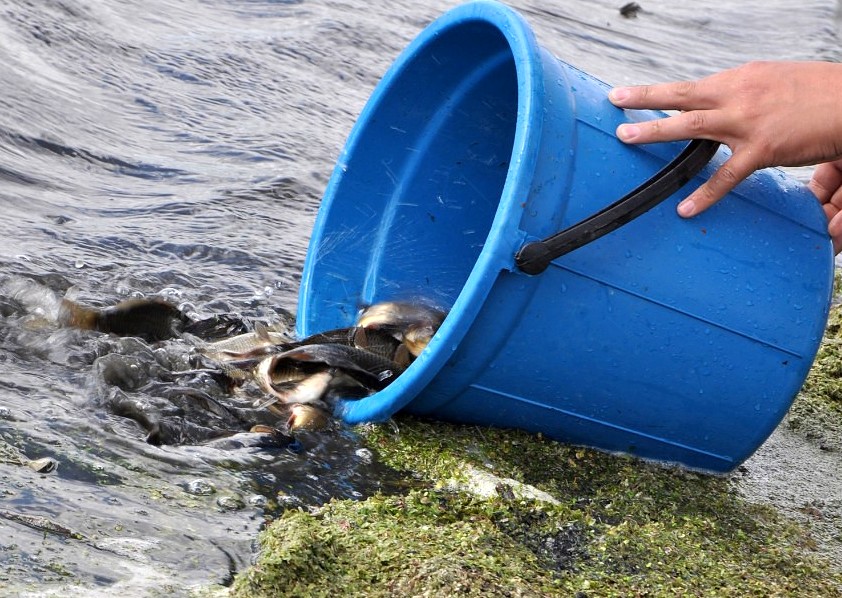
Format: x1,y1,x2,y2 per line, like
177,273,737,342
393,344,411,369
352,326,369,349
182,332,208,348
254,322,272,342
249,424,277,434
253,396,279,410
275,346,315,361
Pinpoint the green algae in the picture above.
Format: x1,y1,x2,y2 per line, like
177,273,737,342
796,302,842,415
784,275,842,451
232,419,842,597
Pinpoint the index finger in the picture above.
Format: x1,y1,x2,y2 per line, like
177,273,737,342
609,80,713,112
677,151,757,217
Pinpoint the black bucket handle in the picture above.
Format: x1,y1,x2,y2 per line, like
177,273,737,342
514,139,721,275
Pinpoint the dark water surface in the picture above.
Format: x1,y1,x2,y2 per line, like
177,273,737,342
0,0,839,595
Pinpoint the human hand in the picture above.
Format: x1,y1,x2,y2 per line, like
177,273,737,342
809,159,842,254
609,61,842,220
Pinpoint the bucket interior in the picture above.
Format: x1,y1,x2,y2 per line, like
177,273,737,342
298,16,526,333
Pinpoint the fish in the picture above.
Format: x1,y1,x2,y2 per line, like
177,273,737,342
356,300,445,359
60,296,289,345
198,323,293,362
206,326,363,362
266,343,404,390
259,400,333,432
253,353,310,390
254,361,372,408
182,313,260,341
58,293,448,439
356,301,446,335
254,366,334,409
212,325,405,364
218,325,406,372
402,322,438,357
59,297,190,342
201,425,294,450
249,342,405,432
348,327,407,362
286,404,330,431
238,302,447,431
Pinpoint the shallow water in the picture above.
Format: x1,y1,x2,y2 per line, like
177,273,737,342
0,0,839,595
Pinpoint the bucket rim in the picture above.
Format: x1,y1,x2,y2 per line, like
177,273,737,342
297,0,547,422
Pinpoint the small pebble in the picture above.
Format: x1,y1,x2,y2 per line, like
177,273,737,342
620,2,641,18
216,495,245,511
185,479,216,496
27,457,58,474
354,448,373,464
276,493,304,509
248,494,268,508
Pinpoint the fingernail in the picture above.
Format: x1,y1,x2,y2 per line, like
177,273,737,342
677,199,696,218
616,124,640,142
609,87,630,103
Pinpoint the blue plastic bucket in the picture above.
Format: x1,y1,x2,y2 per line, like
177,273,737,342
297,0,833,472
